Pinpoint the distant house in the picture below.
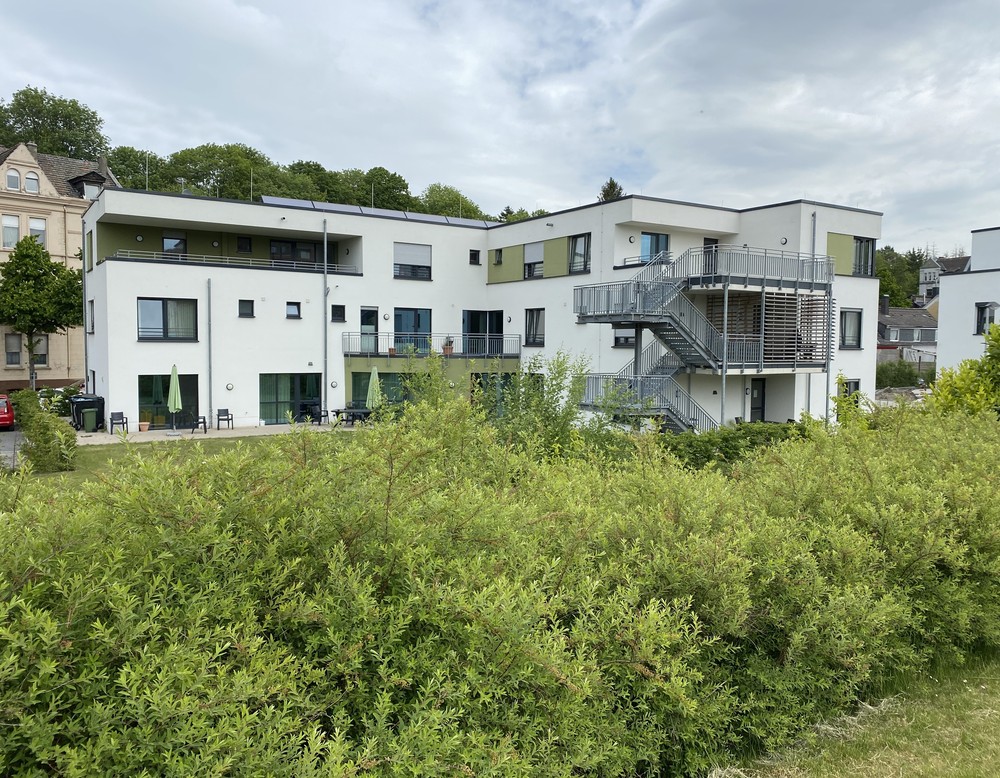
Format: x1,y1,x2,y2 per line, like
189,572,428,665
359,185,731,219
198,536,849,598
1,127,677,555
938,226,1000,371
0,142,117,389
876,296,937,371
919,254,970,300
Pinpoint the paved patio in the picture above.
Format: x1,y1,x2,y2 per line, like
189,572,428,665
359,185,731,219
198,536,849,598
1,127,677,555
74,420,347,446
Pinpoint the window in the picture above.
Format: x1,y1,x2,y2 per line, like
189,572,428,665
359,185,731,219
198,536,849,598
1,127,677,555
889,328,899,342
897,328,915,342
393,307,432,351
853,237,875,276
31,335,48,366
494,248,503,265
83,182,101,199
641,232,669,262
469,249,481,265
840,309,862,348
919,328,936,342
525,308,545,346
6,169,19,191
24,172,39,194
330,304,346,322
137,298,197,340
1,215,17,249
5,334,20,366
29,218,45,248
613,325,636,347
238,299,255,318
524,241,544,279
237,236,252,253
162,231,187,255
393,242,432,280
271,240,293,262
569,234,591,274
87,300,95,333
286,302,301,319
839,379,861,415
976,303,995,335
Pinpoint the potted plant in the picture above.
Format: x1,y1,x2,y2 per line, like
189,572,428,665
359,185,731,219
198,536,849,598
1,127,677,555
138,410,152,432
442,336,454,356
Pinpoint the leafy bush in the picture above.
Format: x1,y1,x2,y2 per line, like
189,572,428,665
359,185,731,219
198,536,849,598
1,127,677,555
2,399,1000,774
660,420,804,471
37,384,79,416
10,388,76,471
876,359,934,388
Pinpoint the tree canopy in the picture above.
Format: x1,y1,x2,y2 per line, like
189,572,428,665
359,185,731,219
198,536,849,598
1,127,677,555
598,176,625,201
0,86,109,159
931,323,1000,414
0,237,83,387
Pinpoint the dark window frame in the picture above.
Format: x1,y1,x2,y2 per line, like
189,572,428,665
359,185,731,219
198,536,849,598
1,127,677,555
569,233,591,274
236,236,252,253
839,308,862,349
331,304,346,322
469,249,481,265
525,308,545,347
238,299,255,318
137,297,198,341
286,301,302,319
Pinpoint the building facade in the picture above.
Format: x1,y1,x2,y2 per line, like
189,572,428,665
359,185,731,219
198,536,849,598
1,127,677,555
938,227,1000,371
0,142,115,389
82,189,881,431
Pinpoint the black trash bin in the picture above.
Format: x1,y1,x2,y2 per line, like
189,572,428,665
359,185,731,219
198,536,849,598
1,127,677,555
69,395,105,431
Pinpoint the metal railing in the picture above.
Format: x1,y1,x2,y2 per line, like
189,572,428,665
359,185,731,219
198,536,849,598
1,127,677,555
726,334,762,366
583,373,717,432
341,332,522,358
573,279,683,317
615,340,683,380
662,294,724,360
664,245,833,285
106,249,361,274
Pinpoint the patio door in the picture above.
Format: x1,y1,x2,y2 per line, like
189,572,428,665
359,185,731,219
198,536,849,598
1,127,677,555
750,377,765,422
360,307,378,353
463,309,503,355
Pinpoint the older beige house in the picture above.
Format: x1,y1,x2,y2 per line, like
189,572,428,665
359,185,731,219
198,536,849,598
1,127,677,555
0,141,116,390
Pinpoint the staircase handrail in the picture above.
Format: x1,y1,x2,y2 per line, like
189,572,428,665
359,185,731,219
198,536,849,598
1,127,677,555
615,340,682,379
583,373,717,432
664,293,724,360
662,244,834,284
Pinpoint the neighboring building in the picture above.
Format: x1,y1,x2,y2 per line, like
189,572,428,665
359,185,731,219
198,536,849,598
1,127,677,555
939,227,1000,371
919,254,970,300
0,141,117,389
82,189,881,432
876,296,937,372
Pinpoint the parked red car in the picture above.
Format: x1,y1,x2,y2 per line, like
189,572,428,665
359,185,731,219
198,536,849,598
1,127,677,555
0,395,13,429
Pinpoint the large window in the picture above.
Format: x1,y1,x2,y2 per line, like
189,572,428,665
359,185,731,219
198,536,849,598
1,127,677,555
30,335,48,366
525,308,545,346
840,309,862,349
5,333,20,366
1,215,17,249
138,373,199,429
259,373,321,424
393,307,431,351
393,242,432,280
641,232,669,262
853,237,875,276
524,241,544,279
162,232,187,255
24,172,39,194
569,234,591,274
137,298,198,340
29,218,45,248
6,170,19,191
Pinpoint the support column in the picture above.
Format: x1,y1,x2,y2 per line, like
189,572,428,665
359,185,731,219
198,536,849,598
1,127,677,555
721,283,729,425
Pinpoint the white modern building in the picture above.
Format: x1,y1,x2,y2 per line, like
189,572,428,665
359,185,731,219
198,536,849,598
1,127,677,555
82,189,881,431
938,226,1000,371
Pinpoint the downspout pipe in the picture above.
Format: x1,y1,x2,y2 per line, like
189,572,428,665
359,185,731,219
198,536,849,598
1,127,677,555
721,282,729,425
322,219,329,412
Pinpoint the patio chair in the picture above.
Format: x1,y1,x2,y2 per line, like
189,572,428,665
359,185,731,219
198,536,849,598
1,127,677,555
217,408,234,429
109,411,128,434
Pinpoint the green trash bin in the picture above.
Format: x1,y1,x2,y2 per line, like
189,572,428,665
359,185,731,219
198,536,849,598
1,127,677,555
81,407,97,433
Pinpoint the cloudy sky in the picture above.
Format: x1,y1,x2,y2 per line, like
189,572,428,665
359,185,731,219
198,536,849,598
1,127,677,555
5,0,999,251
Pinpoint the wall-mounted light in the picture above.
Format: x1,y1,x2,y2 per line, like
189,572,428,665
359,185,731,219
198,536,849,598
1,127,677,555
629,235,636,244
383,313,390,320
330,380,338,388
226,383,234,391
745,387,751,396
780,237,788,246
345,248,350,255
135,235,144,242
212,240,220,248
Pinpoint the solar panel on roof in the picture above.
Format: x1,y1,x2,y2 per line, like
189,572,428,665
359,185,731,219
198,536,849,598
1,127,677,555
260,196,314,209
313,201,363,214
359,206,406,219
408,212,448,224
447,216,494,228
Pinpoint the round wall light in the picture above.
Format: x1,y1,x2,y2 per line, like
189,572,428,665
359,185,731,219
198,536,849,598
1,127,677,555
225,383,234,391
506,315,512,323
628,235,636,244
330,380,338,388
212,240,220,248
383,313,390,320
780,237,788,245
135,235,144,242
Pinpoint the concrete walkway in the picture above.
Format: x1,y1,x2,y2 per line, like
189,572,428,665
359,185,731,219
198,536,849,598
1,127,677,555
75,421,346,446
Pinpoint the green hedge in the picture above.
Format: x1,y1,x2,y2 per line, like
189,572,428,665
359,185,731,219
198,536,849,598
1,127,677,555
9,389,76,472
1,400,999,774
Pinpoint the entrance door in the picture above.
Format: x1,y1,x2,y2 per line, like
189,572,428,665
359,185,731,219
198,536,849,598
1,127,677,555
360,307,378,353
703,237,719,275
462,309,504,355
750,378,765,422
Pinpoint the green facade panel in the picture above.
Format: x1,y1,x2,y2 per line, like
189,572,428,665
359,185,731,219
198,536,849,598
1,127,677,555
342,356,521,404
827,232,855,276
543,237,569,278
487,244,525,284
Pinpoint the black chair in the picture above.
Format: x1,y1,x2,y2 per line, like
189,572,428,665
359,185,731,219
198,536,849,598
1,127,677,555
734,416,744,425
309,404,329,425
109,411,128,434
191,415,208,433
217,408,234,429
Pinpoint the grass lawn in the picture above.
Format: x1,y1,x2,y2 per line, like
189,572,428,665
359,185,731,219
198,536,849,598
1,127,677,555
722,655,1000,778
36,436,271,489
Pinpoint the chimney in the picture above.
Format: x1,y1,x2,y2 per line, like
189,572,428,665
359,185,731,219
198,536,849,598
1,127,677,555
26,141,37,155
880,295,890,315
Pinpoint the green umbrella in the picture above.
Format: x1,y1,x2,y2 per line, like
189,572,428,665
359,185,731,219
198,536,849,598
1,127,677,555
167,364,182,429
366,366,383,412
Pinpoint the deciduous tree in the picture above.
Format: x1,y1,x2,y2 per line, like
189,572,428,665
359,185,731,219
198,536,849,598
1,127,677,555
0,237,82,389
0,86,109,158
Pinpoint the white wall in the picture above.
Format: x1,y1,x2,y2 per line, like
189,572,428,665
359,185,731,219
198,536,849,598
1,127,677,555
938,270,998,371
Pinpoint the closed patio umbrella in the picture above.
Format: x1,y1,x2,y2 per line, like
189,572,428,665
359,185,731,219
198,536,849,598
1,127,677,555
366,366,383,412
167,364,182,429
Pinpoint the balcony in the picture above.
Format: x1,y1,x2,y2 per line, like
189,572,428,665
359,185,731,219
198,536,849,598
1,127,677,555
341,332,522,358
102,249,361,275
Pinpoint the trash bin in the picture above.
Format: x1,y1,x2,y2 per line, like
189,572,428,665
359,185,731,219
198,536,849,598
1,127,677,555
81,407,97,433
69,395,105,430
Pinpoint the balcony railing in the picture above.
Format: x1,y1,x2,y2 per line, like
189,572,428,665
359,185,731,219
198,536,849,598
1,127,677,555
104,249,361,274
573,280,683,318
342,332,522,358
583,374,717,432
616,245,833,286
